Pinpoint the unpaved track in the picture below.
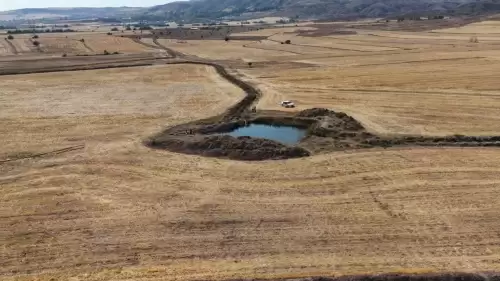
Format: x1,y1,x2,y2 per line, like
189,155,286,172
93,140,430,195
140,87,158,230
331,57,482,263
79,39,94,52
3,38,18,55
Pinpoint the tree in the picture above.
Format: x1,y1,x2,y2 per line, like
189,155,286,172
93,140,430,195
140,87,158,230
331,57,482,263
126,25,132,31
248,62,253,68
7,35,13,40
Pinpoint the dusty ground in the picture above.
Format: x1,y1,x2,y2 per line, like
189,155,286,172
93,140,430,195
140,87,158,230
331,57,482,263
3,19,500,281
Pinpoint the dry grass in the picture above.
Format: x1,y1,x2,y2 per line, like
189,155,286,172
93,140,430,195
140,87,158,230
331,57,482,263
37,36,91,54
3,143,500,280
0,64,243,153
433,20,500,34
82,35,156,54
156,38,297,61
231,26,316,37
269,33,400,52
231,25,500,136
244,57,500,136
0,34,156,56
5,20,500,281
0,40,13,55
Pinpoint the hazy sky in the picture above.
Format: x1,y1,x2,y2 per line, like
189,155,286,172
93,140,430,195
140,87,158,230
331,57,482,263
0,0,175,11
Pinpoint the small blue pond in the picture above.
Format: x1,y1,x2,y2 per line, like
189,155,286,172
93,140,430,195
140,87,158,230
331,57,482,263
225,124,306,145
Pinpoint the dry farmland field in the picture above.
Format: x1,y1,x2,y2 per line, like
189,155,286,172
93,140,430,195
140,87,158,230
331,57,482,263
4,18,500,281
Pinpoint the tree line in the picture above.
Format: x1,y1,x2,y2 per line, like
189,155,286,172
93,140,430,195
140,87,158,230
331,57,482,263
7,29,77,34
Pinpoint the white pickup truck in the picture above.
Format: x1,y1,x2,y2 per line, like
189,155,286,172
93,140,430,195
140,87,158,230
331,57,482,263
280,100,295,108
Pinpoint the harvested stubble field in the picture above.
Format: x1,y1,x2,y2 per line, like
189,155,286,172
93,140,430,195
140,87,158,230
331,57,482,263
156,38,296,61
0,33,157,56
3,19,500,281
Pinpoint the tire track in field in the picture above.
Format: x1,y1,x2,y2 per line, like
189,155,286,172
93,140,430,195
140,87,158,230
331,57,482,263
242,42,306,55
153,37,182,58
0,145,85,164
266,37,374,53
4,38,18,55
132,37,161,50
78,39,94,53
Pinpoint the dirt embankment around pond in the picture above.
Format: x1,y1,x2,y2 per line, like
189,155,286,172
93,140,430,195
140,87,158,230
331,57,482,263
146,103,500,161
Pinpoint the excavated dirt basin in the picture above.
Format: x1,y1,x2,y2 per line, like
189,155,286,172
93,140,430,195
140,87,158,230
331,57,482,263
146,107,500,161
143,59,500,161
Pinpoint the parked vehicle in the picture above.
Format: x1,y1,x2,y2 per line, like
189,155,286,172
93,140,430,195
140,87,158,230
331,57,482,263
280,100,295,108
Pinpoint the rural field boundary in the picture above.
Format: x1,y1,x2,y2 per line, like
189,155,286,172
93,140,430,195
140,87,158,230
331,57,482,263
0,58,156,76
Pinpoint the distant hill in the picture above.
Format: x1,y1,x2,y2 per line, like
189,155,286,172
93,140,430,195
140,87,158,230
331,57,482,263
0,7,144,21
143,0,500,21
3,0,500,23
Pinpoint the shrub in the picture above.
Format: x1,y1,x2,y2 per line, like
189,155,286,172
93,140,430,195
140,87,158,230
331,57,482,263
248,62,253,68
107,32,113,35
112,51,120,55
224,36,229,41
62,53,67,57
103,50,110,55
111,27,119,31
285,39,291,44
80,38,85,43
32,40,40,46
126,26,132,31
7,35,13,40
32,34,39,39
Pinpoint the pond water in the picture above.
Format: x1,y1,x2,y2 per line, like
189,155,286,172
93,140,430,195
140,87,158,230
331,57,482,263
224,123,306,145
